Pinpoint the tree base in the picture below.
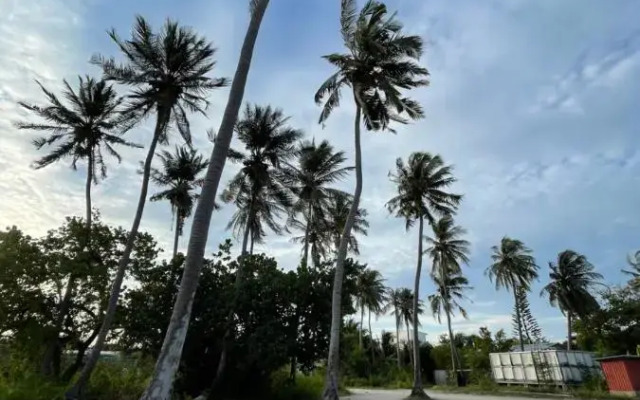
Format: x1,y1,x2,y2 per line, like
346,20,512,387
405,387,431,400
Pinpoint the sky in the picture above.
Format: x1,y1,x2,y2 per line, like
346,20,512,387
1,0,639,345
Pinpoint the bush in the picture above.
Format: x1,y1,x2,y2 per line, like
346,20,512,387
86,357,153,400
270,369,323,400
0,355,66,400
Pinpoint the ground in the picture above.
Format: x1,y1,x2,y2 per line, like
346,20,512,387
344,388,549,400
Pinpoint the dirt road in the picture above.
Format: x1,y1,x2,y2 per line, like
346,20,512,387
344,388,550,400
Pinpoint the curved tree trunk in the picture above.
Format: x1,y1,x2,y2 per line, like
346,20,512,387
445,307,456,373
323,102,363,400
138,2,270,399
173,212,180,259
66,117,164,400
410,215,428,398
368,309,374,363
395,315,401,368
43,155,95,377
513,285,525,351
566,312,572,351
303,203,312,267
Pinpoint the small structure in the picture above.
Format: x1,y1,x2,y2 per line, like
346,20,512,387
490,350,600,386
390,330,427,345
597,355,640,397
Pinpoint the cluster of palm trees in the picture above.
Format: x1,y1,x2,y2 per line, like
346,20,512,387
14,0,611,400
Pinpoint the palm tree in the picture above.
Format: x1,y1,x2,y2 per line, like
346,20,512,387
150,146,208,259
141,3,270,398
17,76,138,377
429,272,471,374
390,288,423,369
425,216,470,376
315,0,429,396
624,250,640,289
541,250,603,350
388,289,404,368
221,104,303,255
354,269,387,354
387,152,460,395
283,139,353,266
485,237,539,351
67,17,227,399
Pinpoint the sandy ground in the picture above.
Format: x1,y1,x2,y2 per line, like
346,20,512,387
343,388,547,400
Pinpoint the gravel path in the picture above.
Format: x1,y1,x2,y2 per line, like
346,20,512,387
343,388,546,400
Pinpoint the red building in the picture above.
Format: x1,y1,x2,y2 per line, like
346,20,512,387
597,355,640,397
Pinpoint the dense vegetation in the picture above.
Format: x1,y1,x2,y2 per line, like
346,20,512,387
2,0,639,400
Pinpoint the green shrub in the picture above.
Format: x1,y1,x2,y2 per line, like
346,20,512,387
0,354,66,400
86,357,153,400
270,368,324,400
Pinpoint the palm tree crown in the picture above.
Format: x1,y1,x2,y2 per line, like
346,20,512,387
486,237,539,292
283,139,353,263
221,104,303,251
18,76,139,180
425,216,470,277
429,273,471,323
150,146,208,256
387,152,461,227
391,287,423,330
355,268,387,317
541,250,603,318
93,15,228,143
315,0,429,130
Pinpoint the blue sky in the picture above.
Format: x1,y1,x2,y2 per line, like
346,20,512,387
1,0,639,343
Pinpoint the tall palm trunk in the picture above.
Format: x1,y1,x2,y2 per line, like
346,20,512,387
42,156,94,377
368,309,374,362
405,320,413,368
66,113,165,400
172,212,180,259
513,285,525,351
410,215,427,397
139,2,269,399
303,203,312,267
359,305,364,349
445,307,457,373
566,312,572,351
323,101,363,400
395,315,401,368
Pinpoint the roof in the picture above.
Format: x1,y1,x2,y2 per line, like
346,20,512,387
509,343,562,352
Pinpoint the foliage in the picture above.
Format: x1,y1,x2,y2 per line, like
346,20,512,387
512,287,542,344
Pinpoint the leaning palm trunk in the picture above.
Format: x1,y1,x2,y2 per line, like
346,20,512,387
445,307,457,373
42,157,94,377
303,204,312,267
368,309,374,362
359,306,364,349
66,116,165,400
405,320,413,368
566,312,572,351
139,3,270,398
172,212,181,259
410,215,427,397
323,102,363,400
512,286,525,351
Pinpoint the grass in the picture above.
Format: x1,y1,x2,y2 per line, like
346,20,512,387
431,384,620,400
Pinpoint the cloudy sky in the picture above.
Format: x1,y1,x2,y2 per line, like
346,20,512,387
2,0,639,344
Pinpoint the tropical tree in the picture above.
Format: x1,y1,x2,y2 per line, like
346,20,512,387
221,104,303,255
314,0,429,396
428,272,471,374
424,215,470,376
16,76,139,377
390,288,423,369
388,289,404,367
141,1,271,397
150,146,208,259
354,269,387,354
624,250,640,289
387,152,460,395
485,237,539,351
283,139,353,266
67,16,227,399
541,250,603,350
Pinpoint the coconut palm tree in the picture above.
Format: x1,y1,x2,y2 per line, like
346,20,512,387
429,272,472,374
624,250,640,289
390,288,423,369
141,2,271,399
355,269,387,352
485,237,538,351
315,0,429,396
221,104,302,255
150,146,208,259
387,152,460,395
325,193,369,256
66,17,227,399
425,215,470,377
541,250,603,350
17,76,139,377
388,289,404,368
283,139,353,266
